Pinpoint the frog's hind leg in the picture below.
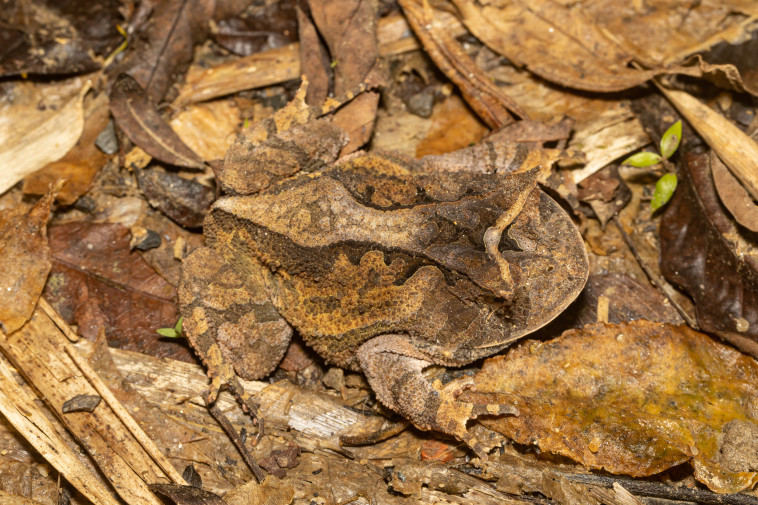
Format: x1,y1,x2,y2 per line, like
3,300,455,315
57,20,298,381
357,334,516,459
178,245,293,415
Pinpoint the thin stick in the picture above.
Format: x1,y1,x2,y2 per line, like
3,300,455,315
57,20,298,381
208,402,266,482
39,297,79,342
612,216,697,328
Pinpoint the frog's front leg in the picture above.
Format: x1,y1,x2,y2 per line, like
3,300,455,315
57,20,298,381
357,335,517,459
178,245,292,413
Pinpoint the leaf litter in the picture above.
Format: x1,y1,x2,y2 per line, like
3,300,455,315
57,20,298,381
2,0,758,503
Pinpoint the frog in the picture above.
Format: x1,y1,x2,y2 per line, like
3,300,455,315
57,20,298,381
178,83,589,458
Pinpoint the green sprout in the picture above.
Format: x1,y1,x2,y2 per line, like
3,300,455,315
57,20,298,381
622,120,682,211
157,316,183,338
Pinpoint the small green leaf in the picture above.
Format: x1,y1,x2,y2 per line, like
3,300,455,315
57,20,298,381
330,60,339,68
651,173,678,211
660,120,682,159
157,317,184,338
622,151,663,168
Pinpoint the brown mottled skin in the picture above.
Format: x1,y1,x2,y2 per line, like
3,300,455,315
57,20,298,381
178,85,588,458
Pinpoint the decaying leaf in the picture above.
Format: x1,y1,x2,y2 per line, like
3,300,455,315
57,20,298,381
468,320,758,494
212,0,298,57
0,182,61,333
0,79,87,195
136,169,215,228
110,74,206,170
0,0,121,77
124,0,216,103
44,222,190,361
223,475,294,505
660,152,758,355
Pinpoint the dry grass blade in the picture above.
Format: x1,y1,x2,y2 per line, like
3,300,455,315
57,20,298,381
659,85,758,202
0,349,120,505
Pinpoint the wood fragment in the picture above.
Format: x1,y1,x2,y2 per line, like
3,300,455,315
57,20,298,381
0,349,120,505
659,85,758,202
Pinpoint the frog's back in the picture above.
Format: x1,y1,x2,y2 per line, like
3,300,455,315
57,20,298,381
206,153,587,368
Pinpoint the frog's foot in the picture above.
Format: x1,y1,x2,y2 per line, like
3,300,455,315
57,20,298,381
357,335,517,459
179,245,293,421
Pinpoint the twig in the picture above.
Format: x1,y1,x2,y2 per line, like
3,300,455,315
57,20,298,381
207,402,266,483
611,215,698,328
563,472,758,505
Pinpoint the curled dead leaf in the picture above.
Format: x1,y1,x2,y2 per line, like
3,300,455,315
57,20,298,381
110,74,206,170
711,151,758,232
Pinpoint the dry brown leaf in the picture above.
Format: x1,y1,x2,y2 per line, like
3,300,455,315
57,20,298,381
22,91,110,205
452,0,660,93
400,0,522,128
711,151,758,232
0,183,60,333
583,0,758,67
468,320,758,493
110,74,206,170
415,95,488,157
0,79,87,195
169,100,240,161
307,0,382,154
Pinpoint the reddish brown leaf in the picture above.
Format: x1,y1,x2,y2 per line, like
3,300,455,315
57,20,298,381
450,0,660,92
110,74,205,169
660,152,758,357
44,222,193,362
0,182,60,333
539,273,685,336
415,95,488,157
307,0,382,153
469,320,758,493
